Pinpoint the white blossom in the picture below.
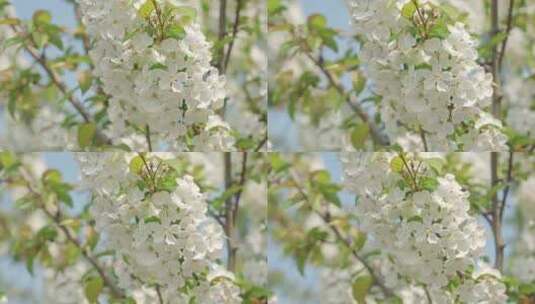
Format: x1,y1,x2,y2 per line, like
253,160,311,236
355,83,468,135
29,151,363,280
346,0,507,151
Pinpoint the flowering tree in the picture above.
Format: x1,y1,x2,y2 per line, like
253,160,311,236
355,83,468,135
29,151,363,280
268,152,535,303
0,152,270,303
0,0,266,151
268,0,534,152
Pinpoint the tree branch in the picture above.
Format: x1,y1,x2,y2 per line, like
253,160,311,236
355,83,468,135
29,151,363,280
490,152,505,271
498,0,516,71
14,170,124,298
145,125,153,152
9,24,112,146
232,152,248,227
254,134,268,152
289,170,395,297
222,0,244,73
223,152,236,271
155,285,164,304
217,0,228,72
302,51,389,147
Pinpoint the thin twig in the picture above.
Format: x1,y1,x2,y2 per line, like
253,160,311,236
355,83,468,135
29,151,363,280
145,125,153,152
217,0,228,72
9,24,112,146
490,0,506,272
12,170,124,298
498,0,516,71
222,0,243,73
289,170,395,297
500,152,514,222
490,152,505,271
155,285,164,304
254,134,268,152
419,127,429,152
490,0,501,119
302,51,389,147
232,152,248,226
223,152,236,271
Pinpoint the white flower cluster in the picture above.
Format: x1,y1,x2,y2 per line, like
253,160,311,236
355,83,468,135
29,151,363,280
78,0,234,150
76,153,241,303
346,0,507,151
342,153,507,302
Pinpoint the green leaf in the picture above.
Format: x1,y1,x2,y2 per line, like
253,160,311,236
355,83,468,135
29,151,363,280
78,123,97,149
267,0,285,16
129,156,145,174
2,36,25,49
428,19,450,39
401,2,417,20
390,156,404,173
149,62,168,71
424,158,445,175
84,276,103,304
0,17,19,25
144,215,161,224
37,226,57,241
307,14,327,31
352,71,366,95
420,177,439,192
138,0,155,19
352,276,374,303
165,24,186,40
351,124,370,149
42,169,62,184
78,71,93,94
171,5,197,24
0,151,17,170
32,10,51,26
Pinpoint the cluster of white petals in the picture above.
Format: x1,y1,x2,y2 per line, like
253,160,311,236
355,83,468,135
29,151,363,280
346,0,507,151
76,153,241,303
78,0,233,150
342,153,507,302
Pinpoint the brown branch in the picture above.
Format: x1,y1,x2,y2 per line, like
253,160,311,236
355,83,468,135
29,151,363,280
12,170,124,298
222,0,243,73
500,152,514,222
254,134,268,152
217,0,228,72
155,285,164,304
419,127,429,152
490,0,501,119
232,152,248,226
145,125,153,152
289,170,395,297
9,24,112,146
490,152,505,271
223,152,236,271
498,0,516,72
303,51,389,147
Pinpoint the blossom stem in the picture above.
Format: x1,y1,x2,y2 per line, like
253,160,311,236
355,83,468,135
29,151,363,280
145,125,153,152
